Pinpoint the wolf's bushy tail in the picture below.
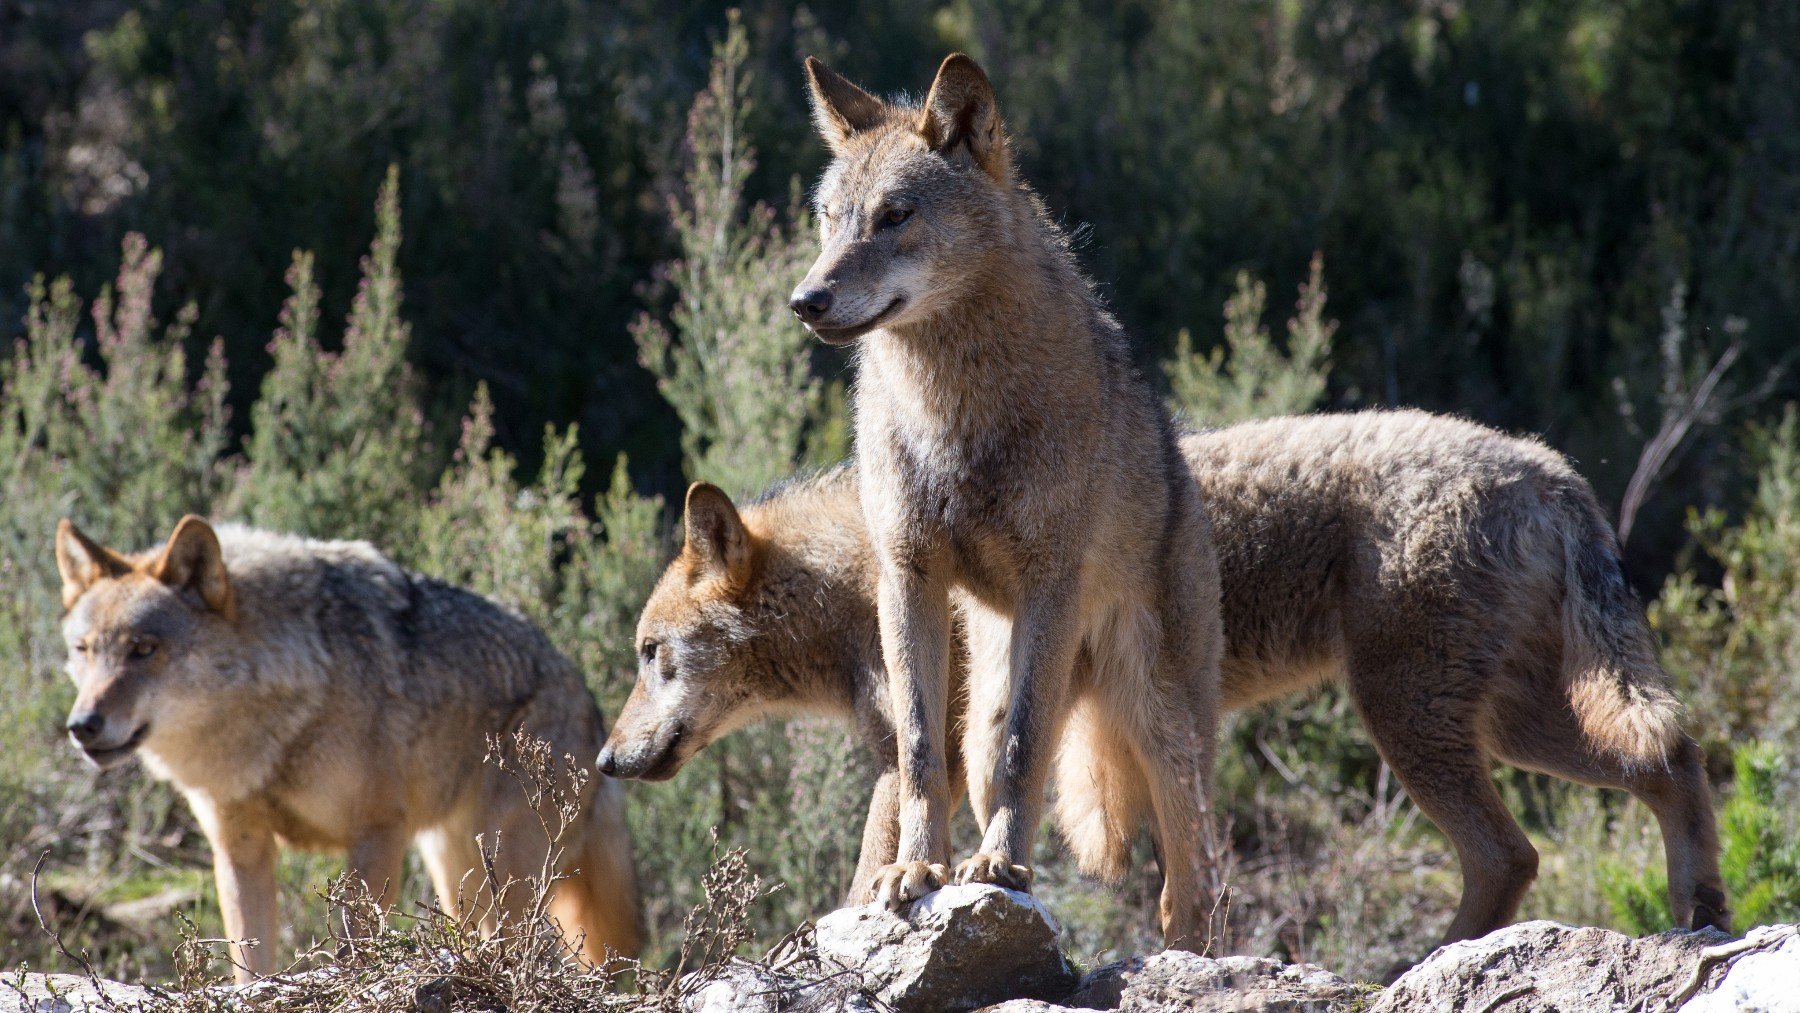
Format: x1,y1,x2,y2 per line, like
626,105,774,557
1554,487,1684,764
1051,699,1148,883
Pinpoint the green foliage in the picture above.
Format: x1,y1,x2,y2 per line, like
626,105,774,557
1164,254,1335,425
1602,745,1800,933
231,167,432,545
4,0,1797,551
631,13,824,499
1653,406,1800,754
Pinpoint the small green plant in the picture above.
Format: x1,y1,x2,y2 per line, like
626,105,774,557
1163,252,1335,426
1601,743,1800,933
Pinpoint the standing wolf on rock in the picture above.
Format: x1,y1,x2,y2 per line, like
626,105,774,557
786,53,1225,948
600,412,1729,956
55,516,641,981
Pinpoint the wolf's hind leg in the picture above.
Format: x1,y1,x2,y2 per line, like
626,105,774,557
1112,606,1221,952
959,598,1013,831
1490,698,1728,932
418,820,498,933
1350,649,1538,945
549,777,642,962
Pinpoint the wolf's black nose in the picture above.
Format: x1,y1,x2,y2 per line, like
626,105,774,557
596,747,618,777
790,288,833,322
67,711,105,743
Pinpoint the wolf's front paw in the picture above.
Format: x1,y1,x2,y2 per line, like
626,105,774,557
868,861,948,909
953,852,1033,892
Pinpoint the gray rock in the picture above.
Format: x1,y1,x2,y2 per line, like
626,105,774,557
1370,920,1731,1013
1066,950,1359,1012
1675,924,1800,1013
0,974,155,1013
814,884,1079,1013
680,959,876,1013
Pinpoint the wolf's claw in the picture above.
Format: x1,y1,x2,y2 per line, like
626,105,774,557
953,852,1033,892
868,861,948,908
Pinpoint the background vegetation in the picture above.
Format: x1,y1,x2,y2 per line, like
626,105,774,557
2,0,1797,987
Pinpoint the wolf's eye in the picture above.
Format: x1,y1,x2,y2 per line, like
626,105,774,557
880,207,912,228
72,642,90,655
129,641,157,659
639,641,660,664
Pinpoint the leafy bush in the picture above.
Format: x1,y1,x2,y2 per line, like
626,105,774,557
1165,252,1335,427
1654,406,1800,756
631,12,823,500
230,167,433,546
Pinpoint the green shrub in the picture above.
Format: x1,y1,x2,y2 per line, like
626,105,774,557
1164,252,1335,426
1653,406,1800,756
230,166,433,545
631,11,822,500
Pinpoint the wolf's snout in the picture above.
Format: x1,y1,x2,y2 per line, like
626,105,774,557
596,745,618,776
790,287,834,323
66,710,106,744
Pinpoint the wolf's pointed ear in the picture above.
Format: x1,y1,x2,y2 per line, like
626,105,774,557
683,482,752,586
55,519,131,610
805,56,887,154
149,515,235,618
918,53,1008,183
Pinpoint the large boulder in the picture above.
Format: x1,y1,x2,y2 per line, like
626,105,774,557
814,884,1078,1013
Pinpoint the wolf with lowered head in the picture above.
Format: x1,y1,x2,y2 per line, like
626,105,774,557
786,52,1224,948
55,516,641,980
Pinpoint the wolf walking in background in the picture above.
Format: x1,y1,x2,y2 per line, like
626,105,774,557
55,516,641,980
600,411,1728,952
787,52,1225,948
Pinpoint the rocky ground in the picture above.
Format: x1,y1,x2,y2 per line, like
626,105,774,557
6,886,1798,1012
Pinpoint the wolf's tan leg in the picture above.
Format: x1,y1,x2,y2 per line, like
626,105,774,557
417,823,488,927
1490,707,1728,931
193,800,279,982
548,777,642,962
869,565,955,906
959,599,1013,831
956,584,1082,893
1136,685,1220,949
347,827,408,907
850,770,903,905
1351,653,1538,945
